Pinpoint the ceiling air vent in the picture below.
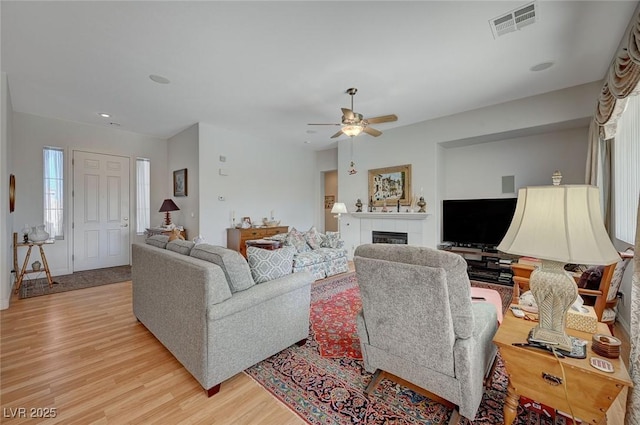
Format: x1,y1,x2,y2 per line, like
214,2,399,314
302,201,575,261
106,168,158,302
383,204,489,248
490,1,537,38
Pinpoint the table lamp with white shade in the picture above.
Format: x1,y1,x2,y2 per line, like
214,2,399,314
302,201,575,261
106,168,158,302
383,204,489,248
331,202,348,237
497,173,619,352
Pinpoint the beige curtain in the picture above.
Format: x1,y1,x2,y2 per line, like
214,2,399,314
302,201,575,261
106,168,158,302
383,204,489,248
627,196,640,425
584,7,640,424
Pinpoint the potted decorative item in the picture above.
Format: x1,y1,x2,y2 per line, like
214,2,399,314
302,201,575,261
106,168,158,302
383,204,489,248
417,196,427,213
32,260,41,271
355,199,363,212
28,225,49,242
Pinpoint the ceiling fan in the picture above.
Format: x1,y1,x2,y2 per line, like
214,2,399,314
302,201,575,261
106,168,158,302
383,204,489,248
308,88,398,139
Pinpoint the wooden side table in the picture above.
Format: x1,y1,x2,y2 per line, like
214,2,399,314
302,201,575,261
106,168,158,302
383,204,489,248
13,232,56,293
493,312,632,424
145,227,187,240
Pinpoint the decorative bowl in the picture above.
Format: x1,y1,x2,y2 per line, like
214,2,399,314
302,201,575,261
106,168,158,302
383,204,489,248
263,220,280,227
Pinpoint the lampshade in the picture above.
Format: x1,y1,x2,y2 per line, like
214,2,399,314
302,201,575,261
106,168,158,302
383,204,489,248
159,199,180,213
159,199,180,226
497,185,619,265
342,125,363,137
331,202,348,214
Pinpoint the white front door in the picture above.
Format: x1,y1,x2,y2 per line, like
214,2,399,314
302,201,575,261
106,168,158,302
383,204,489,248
73,151,130,271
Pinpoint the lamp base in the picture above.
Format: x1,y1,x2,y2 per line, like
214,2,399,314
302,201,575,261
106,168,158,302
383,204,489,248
163,212,172,226
529,259,577,352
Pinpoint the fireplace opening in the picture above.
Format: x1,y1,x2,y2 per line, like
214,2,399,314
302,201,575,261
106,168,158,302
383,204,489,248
372,231,408,244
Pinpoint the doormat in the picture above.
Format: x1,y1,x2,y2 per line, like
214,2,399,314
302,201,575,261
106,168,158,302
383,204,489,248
18,265,131,299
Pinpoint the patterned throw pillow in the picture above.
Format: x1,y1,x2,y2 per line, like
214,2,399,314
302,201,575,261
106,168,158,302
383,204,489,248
305,226,324,250
247,246,296,284
321,231,343,249
285,227,311,253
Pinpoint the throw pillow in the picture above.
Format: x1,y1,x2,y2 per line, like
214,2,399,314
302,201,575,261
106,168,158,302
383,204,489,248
305,226,323,250
146,235,169,249
321,231,343,249
247,246,296,284
285,227,311,253
166,239,195,255
190,244,255,292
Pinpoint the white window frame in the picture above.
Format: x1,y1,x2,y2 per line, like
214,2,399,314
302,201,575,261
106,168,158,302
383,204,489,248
43,147,64,240
136,158,151,234
614,94,640,244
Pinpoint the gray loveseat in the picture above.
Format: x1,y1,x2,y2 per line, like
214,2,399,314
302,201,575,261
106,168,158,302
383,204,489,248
132,238,313,396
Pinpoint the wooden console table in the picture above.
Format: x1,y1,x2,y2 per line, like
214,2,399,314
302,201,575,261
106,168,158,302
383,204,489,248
13,232,56,293
493,312,631,424
227,226,288,258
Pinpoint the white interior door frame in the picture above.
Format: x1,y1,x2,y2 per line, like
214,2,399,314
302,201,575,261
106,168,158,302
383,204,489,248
73,150,130,271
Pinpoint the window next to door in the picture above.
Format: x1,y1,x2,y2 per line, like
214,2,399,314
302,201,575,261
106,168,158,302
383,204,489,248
136,158,151,234
44,147,64,240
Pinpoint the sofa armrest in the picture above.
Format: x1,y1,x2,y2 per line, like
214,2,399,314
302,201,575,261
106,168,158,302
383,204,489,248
453,302,498,418
132,243,233,389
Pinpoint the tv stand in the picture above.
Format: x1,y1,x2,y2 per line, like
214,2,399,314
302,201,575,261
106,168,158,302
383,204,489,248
439,246,516,286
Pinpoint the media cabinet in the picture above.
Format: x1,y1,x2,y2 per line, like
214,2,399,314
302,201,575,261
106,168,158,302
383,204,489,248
439,246,517,286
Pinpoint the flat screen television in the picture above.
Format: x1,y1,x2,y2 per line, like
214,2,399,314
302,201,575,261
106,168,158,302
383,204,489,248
442,198,517,248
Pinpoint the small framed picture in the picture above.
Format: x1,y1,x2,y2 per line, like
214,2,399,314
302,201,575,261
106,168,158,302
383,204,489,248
241,217,252,228
173,168,188,197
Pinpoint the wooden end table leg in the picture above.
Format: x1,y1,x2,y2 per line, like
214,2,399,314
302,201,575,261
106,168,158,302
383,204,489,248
14,245,33,293
503,384,519,425
38,245,54,288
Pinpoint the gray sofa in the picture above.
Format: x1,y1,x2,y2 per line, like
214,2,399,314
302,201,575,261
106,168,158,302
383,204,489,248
354,244,498,421
132,238,313,396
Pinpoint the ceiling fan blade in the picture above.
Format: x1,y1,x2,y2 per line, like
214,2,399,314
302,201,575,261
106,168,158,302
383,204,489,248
363,126,382,137
330,129,345,139
307,123,341,126
365,114,398,124
341,108,355,120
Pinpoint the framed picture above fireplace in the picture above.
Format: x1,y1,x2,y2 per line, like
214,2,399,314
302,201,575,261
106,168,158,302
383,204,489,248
368,164,412,207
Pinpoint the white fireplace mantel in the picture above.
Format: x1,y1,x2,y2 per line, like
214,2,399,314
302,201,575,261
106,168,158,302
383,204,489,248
350,212,429,220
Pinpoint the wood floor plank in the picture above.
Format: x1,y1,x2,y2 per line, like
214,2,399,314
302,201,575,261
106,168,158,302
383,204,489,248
1,282,302,424
1,276,629,424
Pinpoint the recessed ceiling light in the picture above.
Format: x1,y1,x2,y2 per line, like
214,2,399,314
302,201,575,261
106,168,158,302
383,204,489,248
109,122,121,127
530,61,554,72
149,74,170,84
98,112,111,118
304,140,311,144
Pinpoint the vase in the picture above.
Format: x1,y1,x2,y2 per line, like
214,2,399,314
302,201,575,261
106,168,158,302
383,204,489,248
28,225,49,242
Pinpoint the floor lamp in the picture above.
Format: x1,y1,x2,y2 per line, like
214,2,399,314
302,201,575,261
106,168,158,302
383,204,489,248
331,202,348,238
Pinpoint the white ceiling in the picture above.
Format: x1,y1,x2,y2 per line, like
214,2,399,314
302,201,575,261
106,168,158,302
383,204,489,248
2,1,638,150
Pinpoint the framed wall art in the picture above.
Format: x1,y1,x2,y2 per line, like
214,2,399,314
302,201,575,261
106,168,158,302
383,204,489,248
324,195,335,209
9,174,15,213
173,168,188,197
368,164,412,207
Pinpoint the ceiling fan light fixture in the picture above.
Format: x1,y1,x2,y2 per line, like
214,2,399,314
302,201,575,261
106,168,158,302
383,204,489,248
342,125,364,137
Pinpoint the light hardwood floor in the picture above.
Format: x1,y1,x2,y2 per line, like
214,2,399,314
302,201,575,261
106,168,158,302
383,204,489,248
1,278,630,424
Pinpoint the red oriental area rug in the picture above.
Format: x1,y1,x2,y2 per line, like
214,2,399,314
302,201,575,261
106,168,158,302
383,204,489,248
246,272,549,425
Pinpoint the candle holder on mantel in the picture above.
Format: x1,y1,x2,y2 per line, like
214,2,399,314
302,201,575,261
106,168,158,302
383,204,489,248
417,196,427,213
355,199,363,212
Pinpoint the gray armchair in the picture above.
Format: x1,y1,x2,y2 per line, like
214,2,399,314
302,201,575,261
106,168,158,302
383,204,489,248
354,244,498,423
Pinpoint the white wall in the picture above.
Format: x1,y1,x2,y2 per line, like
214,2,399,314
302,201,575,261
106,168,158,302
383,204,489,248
167,124,199,238
198,123,317,246
1,72,14,309
442,127,588,199
337,82,601,255
10,112,168,278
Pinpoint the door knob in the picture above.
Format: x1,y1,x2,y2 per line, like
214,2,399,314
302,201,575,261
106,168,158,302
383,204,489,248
122,223,129,227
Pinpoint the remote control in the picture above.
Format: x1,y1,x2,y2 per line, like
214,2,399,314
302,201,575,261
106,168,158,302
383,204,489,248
510,306,526,318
